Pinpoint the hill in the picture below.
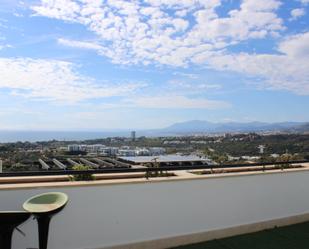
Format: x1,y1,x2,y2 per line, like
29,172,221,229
160,120,307,134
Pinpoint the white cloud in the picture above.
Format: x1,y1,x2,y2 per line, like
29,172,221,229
31,0,284,66
30,0,309,96
173,72,199,79
168,80,222,92
0,57,144,103
206,32,309,95
125,95,229,109
57,38,103,50
0,44,12,50
0,20,11,50
298,0,309,5
290,8,305,21
278,32,309,58
0,56,228,110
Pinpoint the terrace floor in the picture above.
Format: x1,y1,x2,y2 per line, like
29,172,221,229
173,221,309,249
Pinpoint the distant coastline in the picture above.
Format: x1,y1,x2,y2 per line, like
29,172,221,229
0,120,307,143
0,131,130,143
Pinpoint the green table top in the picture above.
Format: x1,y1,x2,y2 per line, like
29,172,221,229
23,192,68,213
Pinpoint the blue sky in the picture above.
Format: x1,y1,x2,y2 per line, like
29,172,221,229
0,0,308,130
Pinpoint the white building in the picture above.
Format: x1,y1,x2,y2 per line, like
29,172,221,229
118,149,136,157
148,147,166,156
68,144,82,152
241,156,261,161
135,148,150,156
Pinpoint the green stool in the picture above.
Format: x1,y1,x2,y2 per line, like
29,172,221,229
23,192,68,249
0,211,30,249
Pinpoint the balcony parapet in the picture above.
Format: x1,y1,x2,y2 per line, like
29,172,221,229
0,162,308,190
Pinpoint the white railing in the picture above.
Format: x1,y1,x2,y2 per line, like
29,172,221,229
1,169,309,249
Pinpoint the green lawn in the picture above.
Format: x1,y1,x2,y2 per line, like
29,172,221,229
172,222,309,249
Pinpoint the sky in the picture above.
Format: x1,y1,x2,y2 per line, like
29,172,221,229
0,0,308,131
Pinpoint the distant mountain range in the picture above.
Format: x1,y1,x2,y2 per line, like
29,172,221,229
153,120,309,135
0,121,307,143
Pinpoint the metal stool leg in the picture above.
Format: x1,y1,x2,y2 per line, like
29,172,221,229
0,227,14,249
0,212,30,249
36,215,51,249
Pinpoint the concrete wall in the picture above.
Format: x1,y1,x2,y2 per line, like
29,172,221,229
1,170,309,249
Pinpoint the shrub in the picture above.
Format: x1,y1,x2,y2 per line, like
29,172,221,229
144,160,168,179
70,164,95,181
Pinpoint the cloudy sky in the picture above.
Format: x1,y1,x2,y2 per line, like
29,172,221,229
0,0,308,130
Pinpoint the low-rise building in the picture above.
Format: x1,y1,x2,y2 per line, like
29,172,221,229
68,144,82,152
118,149,136,157
148,147,166,155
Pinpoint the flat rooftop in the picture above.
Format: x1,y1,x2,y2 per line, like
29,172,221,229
119,155,210,163
174,221,309,249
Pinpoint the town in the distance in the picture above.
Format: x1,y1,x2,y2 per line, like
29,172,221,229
0,123,308,173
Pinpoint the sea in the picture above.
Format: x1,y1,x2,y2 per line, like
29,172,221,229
0,131,132,143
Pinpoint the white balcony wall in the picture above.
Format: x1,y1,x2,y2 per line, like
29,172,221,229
1,170,309,249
